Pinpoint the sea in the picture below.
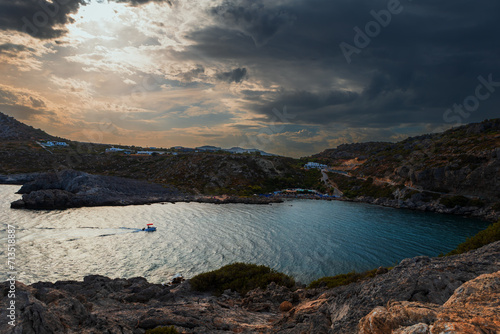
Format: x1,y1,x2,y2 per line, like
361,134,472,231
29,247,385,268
0,185,490,285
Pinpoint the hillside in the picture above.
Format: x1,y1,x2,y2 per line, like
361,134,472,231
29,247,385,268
1,112,499,217
313,119,500,202
0,112,323,196
0,112,58,141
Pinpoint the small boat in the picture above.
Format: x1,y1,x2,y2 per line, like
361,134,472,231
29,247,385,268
142,223,157,232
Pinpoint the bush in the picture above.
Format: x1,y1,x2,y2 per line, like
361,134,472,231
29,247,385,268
145,326,179,334
440,195,470,208
421,192,441,202
307,269,381,289
190,263,295,296
468,198,485,208
447,220,500,256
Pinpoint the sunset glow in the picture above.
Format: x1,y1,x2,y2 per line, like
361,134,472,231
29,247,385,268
0,0,499,157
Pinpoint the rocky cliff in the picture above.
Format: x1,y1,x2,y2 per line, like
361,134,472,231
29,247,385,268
314,119,500,202
2,241,498,334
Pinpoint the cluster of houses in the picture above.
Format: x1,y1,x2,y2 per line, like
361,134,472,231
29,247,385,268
41,141,69,147
172,146,272,155
105,147,178,156
304,162,328,170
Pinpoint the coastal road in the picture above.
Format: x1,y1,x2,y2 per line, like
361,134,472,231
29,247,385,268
321,169,343,197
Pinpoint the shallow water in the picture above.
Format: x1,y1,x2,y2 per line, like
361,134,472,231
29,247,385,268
0,185,489,284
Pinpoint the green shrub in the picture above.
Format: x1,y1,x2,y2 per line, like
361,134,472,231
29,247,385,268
439,195,470,208
447,220,500,256
403,190,420,200
145,326,179,334
190,263,295,296
307,268,381,289
468,198,485,208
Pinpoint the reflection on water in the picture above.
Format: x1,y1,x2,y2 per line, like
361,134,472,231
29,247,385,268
0,185,489,284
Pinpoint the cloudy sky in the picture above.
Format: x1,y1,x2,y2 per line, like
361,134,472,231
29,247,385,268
1,0,499,157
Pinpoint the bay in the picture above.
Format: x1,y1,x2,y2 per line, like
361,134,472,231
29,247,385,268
0,185,489,284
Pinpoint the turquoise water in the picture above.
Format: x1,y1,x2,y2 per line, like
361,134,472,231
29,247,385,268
0,185,490,284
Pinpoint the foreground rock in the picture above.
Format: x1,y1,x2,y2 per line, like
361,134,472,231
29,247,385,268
1,241,499,333
272,241,500,333
8,170,280,210
358,271,500,333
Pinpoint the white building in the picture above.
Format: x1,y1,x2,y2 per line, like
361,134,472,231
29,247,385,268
304,162,328,170
105,147,125,153
137,151,166,155
43,141,68,147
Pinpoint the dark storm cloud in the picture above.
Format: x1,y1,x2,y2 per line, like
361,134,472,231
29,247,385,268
187,0,500,129
0,0,173,39
211,0,295,47
0,0,83,39
216,68,248,83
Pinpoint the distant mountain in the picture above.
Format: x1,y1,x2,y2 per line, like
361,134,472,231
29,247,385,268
223,147,275,156
0,112,58,141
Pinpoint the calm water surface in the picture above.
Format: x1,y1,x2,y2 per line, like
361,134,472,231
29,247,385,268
0,185,489,284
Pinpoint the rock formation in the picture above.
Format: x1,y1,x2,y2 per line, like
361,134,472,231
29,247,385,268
9,170,186,209
1,241,498,333
358,271,500,333
8,170,281,209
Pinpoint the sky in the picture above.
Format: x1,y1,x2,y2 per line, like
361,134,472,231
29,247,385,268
0,0,499,157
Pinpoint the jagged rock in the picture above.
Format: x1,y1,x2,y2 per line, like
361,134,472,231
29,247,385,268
359,301,440,333
272,241,500,333
359,271,500,334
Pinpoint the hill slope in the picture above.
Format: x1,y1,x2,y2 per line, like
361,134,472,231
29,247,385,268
0,112,57,141
1,111,499,215
0,112,323,195
314,119,500,201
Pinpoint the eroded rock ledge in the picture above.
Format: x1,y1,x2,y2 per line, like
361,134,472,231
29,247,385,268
1,241,499,333
6,170,281,210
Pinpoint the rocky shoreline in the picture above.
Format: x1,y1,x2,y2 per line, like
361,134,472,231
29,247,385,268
345,195,500,222
1,241,499,333
3,170,281,210
2,170,497,221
